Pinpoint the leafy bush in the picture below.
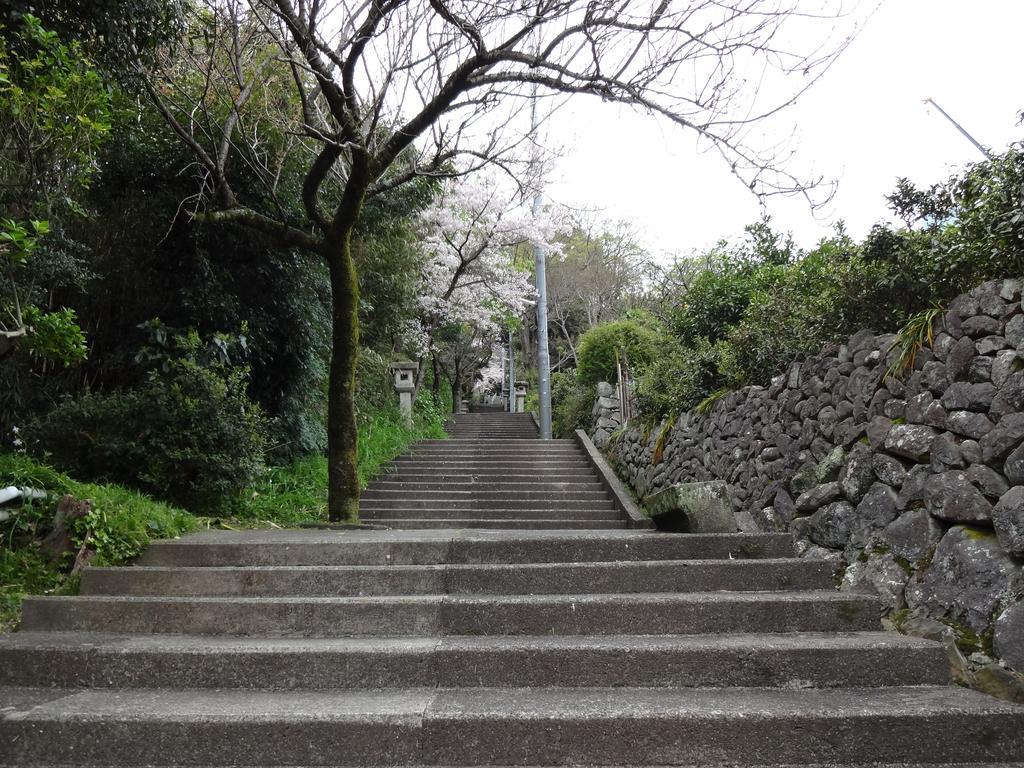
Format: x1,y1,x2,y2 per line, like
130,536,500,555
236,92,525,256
28,329,267,514
634,337,723,419
576,319,663,386
551,369,594,438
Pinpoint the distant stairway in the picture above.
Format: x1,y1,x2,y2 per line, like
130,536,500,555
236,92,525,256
359,412,629,529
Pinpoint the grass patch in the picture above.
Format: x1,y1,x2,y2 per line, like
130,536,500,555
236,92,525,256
1,452,197,630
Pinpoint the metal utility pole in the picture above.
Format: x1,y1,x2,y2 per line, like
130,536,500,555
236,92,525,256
923,98,993,161
507,328,516,413
530,80,553,438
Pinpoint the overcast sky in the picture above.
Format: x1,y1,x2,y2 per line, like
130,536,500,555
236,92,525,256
543,0,1024,260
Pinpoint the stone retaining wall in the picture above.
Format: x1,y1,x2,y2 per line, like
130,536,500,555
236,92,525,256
593,279,1024,686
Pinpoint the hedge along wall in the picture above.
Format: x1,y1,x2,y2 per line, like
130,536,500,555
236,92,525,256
595,279,1024,682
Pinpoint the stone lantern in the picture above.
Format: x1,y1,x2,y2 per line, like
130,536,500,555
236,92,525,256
514,381,529,414
391,361,417,426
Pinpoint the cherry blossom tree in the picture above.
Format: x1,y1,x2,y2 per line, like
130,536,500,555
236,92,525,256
407,174,563,400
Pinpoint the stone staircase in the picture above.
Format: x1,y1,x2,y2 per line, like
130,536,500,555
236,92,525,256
359,412,630,529
1,414,1023,765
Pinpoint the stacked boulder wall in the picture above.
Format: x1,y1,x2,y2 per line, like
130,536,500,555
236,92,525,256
595,278,1024,681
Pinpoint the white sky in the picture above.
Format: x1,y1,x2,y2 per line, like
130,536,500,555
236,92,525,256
543,0,1024,259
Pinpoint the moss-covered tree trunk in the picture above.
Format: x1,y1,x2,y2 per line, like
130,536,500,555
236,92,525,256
325,174,368,523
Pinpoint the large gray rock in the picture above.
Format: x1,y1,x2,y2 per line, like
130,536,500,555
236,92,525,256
906,525,1020,633
897,464,933,507
929,432,964,471
790,446,845,495
884,424,938,462
992,486,1024,556
946,336,977,381
945,410,993,440
643,481,736,533
795,482,843,514
992,350,1021,387
968,464,1011,499
839,443,875,503
872,453,908,486
1003,441,1024,486
851,482,901,548
866,416,893,450
942,382,996,411
884,508,944,564
841,551,909,610
990,372,1024,419
807,501,857,550
995,600,1024,672
980,413,1024,463
925,470,993,523
962,314,1002,338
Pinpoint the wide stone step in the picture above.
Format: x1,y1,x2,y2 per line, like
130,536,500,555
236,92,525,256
360,489,611,501
423,687,1024,765
389,458,594,468
359,499,616,511
0,632,948,689
136,531,795,566
375,519,628,530
359,508,621,521
2,686,1020,765
375,472,601,483
19,591,879,636
409,441,580,448
367,481,608,492
80,559,833,597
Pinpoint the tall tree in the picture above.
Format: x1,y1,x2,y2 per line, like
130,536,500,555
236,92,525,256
139,0,859,521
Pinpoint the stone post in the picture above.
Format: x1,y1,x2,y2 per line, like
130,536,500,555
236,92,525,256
390,361,417,427
514,381,528,414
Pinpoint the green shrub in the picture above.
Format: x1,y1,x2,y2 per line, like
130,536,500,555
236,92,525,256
576,320,663,386
633,337,723,420
551,369,593,438
29,351,267,515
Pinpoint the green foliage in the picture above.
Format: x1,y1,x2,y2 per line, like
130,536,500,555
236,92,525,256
886,305,944,380
28,328,268,514
19,305,86,362
635,148,1024,422
0,451,195,629
576,319,663,386
633,337,721,420
551,369,593,438
0,15,113,218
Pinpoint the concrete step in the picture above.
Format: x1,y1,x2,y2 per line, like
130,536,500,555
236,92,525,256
409,441,580,448
0,686,425,765
2,686,1020,765
359,508,622,521
367,481,608,492
360,489,612,501
423,686,1024,765
19,591,879,636
375,519,629,530
136,531,795,566
80,558,835,597
389,458,594,468
375,471,602,483
0,632,948,689
358,499,617,511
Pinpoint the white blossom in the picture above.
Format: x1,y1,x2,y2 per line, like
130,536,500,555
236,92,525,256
407,173,566,355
